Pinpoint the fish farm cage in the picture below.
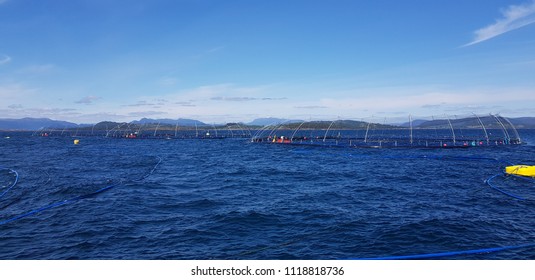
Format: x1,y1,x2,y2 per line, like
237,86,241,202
29,114,522,147
33,122,253,139
251,114,522,148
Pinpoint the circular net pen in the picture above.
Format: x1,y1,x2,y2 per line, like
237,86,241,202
251,114,522,148
38,122,253,139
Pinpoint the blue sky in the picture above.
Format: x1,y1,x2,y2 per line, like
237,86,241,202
1,0,535,123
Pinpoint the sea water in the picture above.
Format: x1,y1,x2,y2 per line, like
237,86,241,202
1,130,535,259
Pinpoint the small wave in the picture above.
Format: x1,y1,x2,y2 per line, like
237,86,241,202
212,210,283,228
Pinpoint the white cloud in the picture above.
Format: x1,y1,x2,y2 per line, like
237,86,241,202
75,95,101,105
159,83,275,104
210,96,287,102
128,111,166,117
103,83,282,122
0,54,11,65
158,76,178,86
314,87,535,118
0,106,80,119
207,46,225,53
124,100,155,107
175,101,196,107
464,0,535,46
71,112,129,123
8,104,23,109
0,84,37,100
294,105,328,109
211,96,258,101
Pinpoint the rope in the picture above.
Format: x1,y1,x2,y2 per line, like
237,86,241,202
0,156,162,226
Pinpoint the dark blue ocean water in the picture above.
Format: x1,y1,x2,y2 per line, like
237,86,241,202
1,130,535,260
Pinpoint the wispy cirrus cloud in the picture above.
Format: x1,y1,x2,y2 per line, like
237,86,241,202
0,54,11,65
8,104,23,109
124,99,169,107
174,101,196,107
0,84,37,100
127,110,166,117
464,0,535,46
1,106,79,118
124,100,155,107
294,105,328,109
75,95,101,105
211,96,258,102
211,96,287,102
158,76,179,86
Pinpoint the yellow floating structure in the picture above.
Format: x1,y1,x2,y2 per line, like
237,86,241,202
73,139,80,145
505,165,535,177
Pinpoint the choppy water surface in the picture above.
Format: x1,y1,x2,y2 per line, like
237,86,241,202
1,130,535,259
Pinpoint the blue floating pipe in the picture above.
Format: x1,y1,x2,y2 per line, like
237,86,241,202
0,167,19,199
0,156,161,226
485,173,526,200
0,181,122,226
354,243,535,260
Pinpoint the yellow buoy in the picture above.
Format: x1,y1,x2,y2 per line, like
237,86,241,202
73,139,80,145
505,165,535,177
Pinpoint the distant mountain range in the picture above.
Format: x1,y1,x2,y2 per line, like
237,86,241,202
245,117,303,126
0,118,78,130
2,116,535,130
509,117,535,128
